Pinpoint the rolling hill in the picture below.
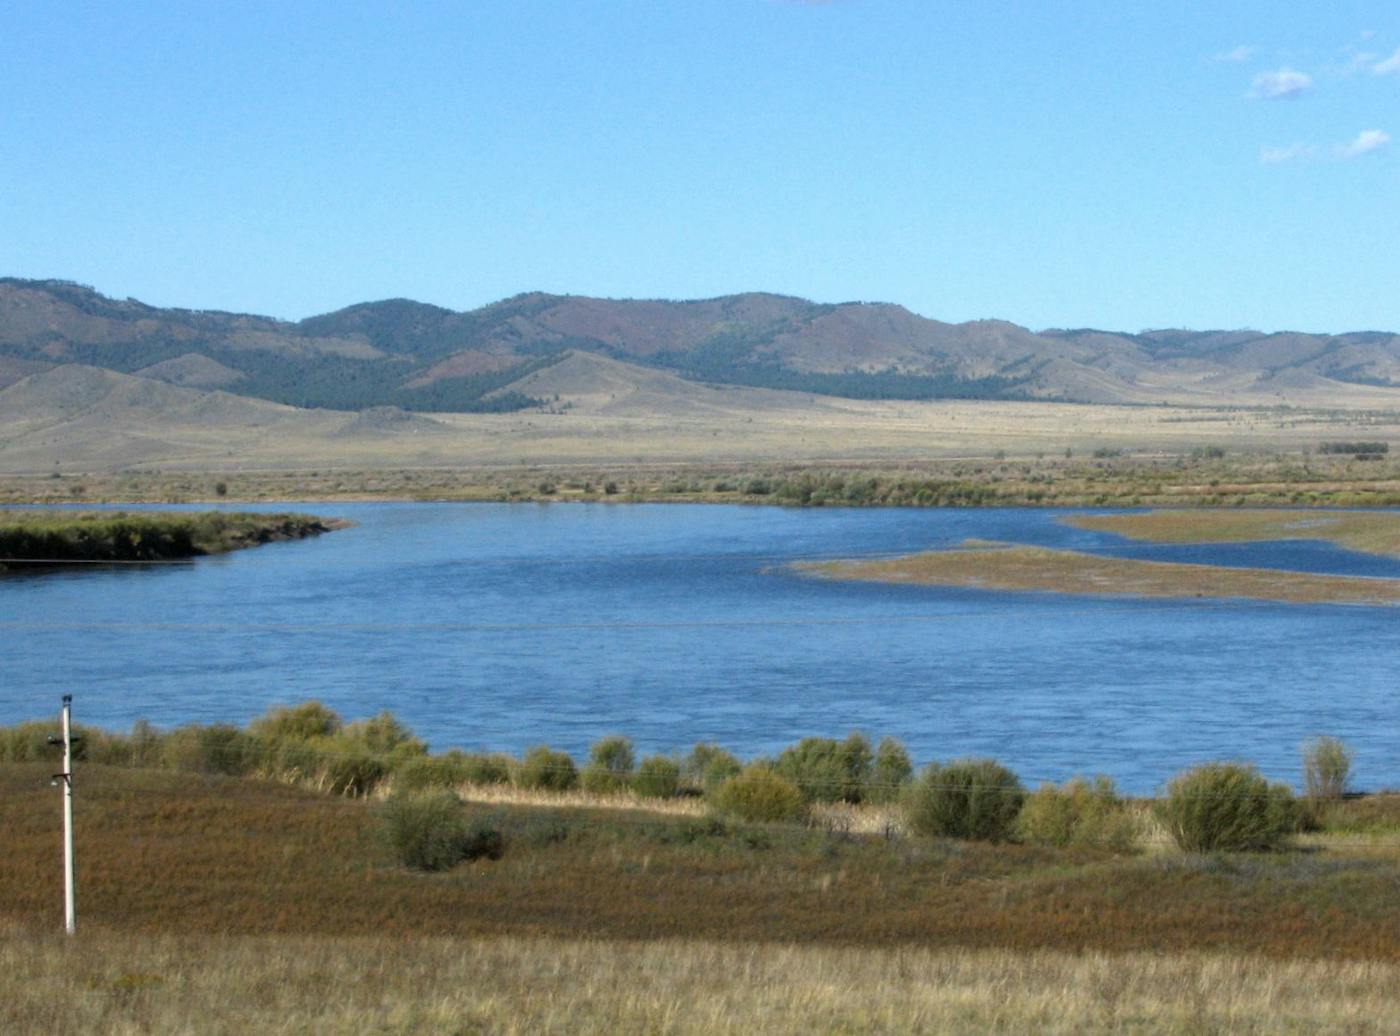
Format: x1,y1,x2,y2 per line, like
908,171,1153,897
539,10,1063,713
5,277,1400,413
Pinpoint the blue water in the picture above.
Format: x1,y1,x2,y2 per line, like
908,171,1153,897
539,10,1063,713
3,503,1398,793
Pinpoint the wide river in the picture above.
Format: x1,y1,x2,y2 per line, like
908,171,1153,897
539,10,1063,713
4,503,1398,793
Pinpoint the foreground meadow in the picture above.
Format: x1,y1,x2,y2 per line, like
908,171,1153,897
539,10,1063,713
4,758,1400,1031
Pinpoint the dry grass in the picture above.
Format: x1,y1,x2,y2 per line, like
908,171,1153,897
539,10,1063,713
5,926,1400,1034
806,541,1400,606
439,780,709,817
1067,508,1400,558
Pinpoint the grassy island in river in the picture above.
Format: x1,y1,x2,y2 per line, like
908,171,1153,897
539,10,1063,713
0,510,346,569
802,540,1400,606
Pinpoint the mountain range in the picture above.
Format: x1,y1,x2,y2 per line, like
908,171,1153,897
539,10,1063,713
4,277,1400,412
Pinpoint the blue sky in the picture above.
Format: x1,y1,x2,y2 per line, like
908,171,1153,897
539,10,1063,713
1,2,1395,332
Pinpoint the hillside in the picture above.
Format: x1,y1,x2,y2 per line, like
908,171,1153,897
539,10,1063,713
6,277,1400,412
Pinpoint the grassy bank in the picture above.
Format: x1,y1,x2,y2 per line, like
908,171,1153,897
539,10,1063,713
804,540,1400,606
6,927,1399,1034
9,449,1400,509
0,510,345,568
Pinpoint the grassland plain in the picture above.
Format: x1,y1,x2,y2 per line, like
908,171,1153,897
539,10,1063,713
4,764,1400,1032
804,541,1400,606
10,450,1400,510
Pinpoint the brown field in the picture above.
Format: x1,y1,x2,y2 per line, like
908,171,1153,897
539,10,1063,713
804,542,1400,606
1067,508,1400,557
5,764,1400,957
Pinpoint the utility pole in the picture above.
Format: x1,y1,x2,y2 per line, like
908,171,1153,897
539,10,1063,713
48,695,77,935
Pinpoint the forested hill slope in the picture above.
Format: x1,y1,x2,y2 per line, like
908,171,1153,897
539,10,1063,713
3,277,1400,411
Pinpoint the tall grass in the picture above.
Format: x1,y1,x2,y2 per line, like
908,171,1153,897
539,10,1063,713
5,928,1398,1035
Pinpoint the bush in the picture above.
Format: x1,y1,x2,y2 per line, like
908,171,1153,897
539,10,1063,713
307,735,387,796
634,755,681,798
1017,776,1138,851
249,701,342,744
773,733,873,803
903,759,1025,842
711,764,805,822
867,737,914,804
1303,736,1352,802
342,711,426,759
161,724,260,776
1158,763,1300,852
682,742,742,794
380,792,503,871
516,745,577,791
580,735,635,795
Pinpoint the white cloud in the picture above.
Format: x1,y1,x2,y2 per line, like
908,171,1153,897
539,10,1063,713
1214,45,1254,63
1259,130,1390,165
1249,67,1313,99
1259,143,1318,164
1373,48,1400,75
1336,128,1391,159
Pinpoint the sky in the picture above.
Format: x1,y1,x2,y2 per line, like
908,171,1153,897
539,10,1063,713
1,1,1396,333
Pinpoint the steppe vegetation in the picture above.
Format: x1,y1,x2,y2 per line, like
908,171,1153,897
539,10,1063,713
11,446,1400,511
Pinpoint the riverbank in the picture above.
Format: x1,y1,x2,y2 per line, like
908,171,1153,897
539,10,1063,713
0,510,346,569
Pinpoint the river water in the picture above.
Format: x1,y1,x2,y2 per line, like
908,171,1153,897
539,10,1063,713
3,503,1397,793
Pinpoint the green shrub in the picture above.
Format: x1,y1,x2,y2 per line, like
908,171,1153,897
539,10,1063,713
307,735,387,796
682,742,742,794
395,752,473,791
773,733,873,803
342,711,426,759
1158,763,1300,852
516,745,577,791
903,759,1025,842
249,701,342,744
380,792,501,872
160,724,260,776
1017,776,1138,851
1303,736,1352,802
634,755,681,799
0,721,108,762
867,737,914,804
711,764,805,822
581,735,635,795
